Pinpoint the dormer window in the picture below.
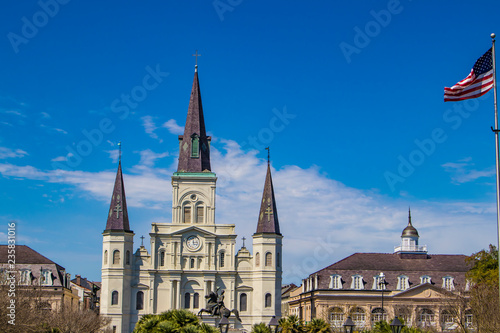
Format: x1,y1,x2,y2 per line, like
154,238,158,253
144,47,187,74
40,269,53,286
421,275,432,284
330,274,342,289
373,272,386,290
191,134,199,158
351,274,364,290
443,276,454,291
19,269,32,285
397,275,410,290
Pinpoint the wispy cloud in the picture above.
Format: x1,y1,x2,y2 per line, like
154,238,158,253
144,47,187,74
51,153,73,162
0,147,28,159
163,119,184,135
40,112,51,119
138,149,168,167
3,110,26,117
141,115,163,142
442,157,495,184
40,124,68,135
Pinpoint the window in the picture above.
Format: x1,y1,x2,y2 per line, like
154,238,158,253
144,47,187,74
330,275,342,289
197,206,204,223
240,293,247,312
465,310,473,328
442,276,454,291
220,252,225,268
184,293,190,308
111,291,119,305
160,251,165,267
126,250,130,265
351,308,365,328
265,293,272,308
190,258,195,269
193,293,199,309
40,270,52,286
136,291,144,310
419,308,434,327
371,308,387,324
373,273,386,290
255,252,260,267
351,275,364,290
329,307,344,327
113,250,120,265
397,275,409,290
420,275,431,284
265,252,272,267
184,207,191,223
191,134,199,158
441,310,454,329
277,252,280,267
104,250,108,265
19,270,31,285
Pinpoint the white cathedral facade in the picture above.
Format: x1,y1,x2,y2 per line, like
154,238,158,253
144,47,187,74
100,65,283,333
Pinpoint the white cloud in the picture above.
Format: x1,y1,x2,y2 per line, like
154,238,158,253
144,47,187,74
40,112,51,119
107,149,120,163
163,119,184,135
442,158,495,184
3,110,26,117
0,147,28,159
0,141,496,284
141,115,163,142
51,153,73,162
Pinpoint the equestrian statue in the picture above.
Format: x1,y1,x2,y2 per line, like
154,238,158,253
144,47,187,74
197,287,242,323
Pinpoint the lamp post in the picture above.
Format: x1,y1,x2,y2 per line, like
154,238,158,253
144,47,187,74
390,316,404,333
268,316,279,333
218,316,230,333
378,272,388,320
343,316,355,333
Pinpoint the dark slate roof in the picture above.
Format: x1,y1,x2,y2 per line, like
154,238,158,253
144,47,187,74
177,69,211,173
0,245,58,265
105,162,131,231
308,252,470,291
255,164,281,235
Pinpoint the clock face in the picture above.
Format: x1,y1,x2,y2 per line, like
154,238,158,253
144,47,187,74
186,235,201,251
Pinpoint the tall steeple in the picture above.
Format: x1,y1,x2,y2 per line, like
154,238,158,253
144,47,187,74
105,161,131,231
256,151,281,235
177,66,211,172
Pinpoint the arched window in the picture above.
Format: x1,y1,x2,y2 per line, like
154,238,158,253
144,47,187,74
265,293,272,308
351,307,365,327
190,258,195,269
255,252,260,267
184,206,191,223
193,293,199,309
240,293,247,312
329,307,344,328
266,252,272,267
113,250,120,265
104,250,108,265
371,308,387,324
111,291,119,305
419,308,434,327
160,251,165,267
126,251,130,265
441,310,454,329
220,252,225,268
184,293,190,309
196,206,204,223
136,291,144,310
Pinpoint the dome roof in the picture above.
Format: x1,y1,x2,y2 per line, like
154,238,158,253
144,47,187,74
402,208,419,237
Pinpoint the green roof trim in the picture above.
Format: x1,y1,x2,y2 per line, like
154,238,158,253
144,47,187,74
173,172,216,178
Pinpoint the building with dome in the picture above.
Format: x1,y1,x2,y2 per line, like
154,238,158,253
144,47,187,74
100,65,283,333
287,210,472,332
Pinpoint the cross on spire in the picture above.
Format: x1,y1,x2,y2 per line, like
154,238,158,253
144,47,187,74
242,237,246,248
265,146,270,166
114,203,122,218
192,50,201,70
265,205,273,222
140,235,145,247
118,141,122,163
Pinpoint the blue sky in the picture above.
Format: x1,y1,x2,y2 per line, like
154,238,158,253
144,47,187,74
1,0,499,284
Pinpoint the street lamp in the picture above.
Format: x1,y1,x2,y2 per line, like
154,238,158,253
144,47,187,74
343,316,355,333
218,316,230,333
390,316,404,333
268,316,279,333
378,272,388,320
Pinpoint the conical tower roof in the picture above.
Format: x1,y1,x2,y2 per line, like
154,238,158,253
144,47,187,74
177,68,211,172
255,162,281,235
402,208,418,237
105,161,131,231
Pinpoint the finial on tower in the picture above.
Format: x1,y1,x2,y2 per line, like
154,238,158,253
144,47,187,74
408,206,412,225
118,141,122,163
192,50,201,72
140,235,145,247
265,146,270,166
242,236,246,248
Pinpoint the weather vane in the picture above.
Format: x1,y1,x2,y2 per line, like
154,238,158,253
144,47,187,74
265,147,270,166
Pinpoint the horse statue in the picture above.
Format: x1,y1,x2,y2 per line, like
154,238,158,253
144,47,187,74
198,288,242,323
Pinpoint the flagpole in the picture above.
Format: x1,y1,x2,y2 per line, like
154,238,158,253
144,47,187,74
491,33,500,305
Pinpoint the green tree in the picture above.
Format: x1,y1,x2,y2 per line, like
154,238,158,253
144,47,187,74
305,318,331,333
251,322,271,333
279,315,305,333
371,320,390,333
466,244,499,285
133,309,219,333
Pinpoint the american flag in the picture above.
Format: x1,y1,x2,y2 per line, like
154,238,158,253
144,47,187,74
444,48,494,102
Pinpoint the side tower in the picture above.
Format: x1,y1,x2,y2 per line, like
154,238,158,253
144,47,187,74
101,160,134,333
252,158,283,323
394,208,427,254
172,65,216,225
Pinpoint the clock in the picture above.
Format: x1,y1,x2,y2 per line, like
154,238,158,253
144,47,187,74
186,235,201,251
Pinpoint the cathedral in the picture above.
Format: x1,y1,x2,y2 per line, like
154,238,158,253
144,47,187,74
100,65,283,333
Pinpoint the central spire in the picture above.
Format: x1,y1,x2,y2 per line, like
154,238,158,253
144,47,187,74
177,67,211,172
105,160,131,231
256,153,281,235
